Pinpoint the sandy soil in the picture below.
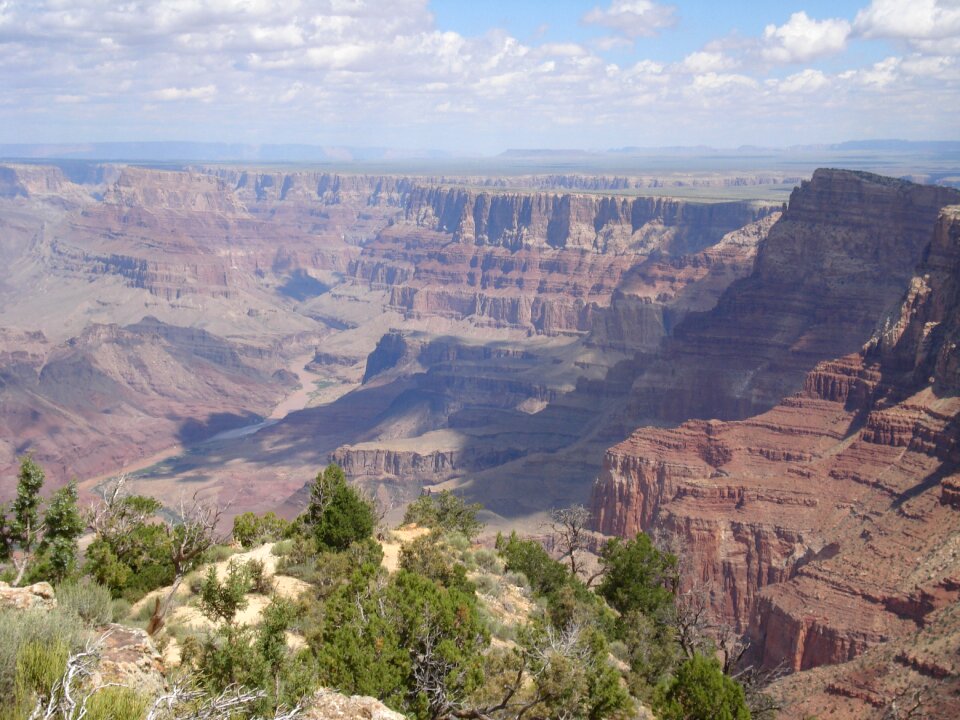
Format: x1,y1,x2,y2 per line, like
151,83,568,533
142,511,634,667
380,525,432,573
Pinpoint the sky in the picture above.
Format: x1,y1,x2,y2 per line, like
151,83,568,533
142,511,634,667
0,0,958,154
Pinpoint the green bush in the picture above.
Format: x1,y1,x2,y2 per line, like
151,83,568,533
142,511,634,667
110,598,132,623
85,686,149,720
14,639,69,715
246,559,272,595
305,465,376,552
0,608,86,701
496,532,569,597
203,544,237,564
473,548,503,574
598,533,678,619
402,491,483,538
654,654,750,720
233,512,290,549
56,579,114,625
198,561,251,625
271,539,295,557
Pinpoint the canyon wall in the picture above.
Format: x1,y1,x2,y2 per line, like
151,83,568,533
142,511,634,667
591,195,960,709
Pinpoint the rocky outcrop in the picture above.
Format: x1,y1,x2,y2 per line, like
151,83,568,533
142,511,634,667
592,204,960,675
0,581,57,610
620,169,960,424
303,689,405,720
351,190,776,337
95,624,166,698
403,185,772,252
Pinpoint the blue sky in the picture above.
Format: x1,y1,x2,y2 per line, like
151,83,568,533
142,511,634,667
0,1,958,153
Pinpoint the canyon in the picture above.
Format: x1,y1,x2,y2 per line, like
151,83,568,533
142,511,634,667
1,160,959,717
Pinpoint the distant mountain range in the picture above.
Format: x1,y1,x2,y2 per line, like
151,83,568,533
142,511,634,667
1,139,958,163
0,142,452,163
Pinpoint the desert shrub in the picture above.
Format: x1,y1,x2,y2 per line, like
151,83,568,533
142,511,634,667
502,571,530,592
84,686,149,720
402,491,484,538
271,539,295,557
233,512,290,549
0,608,86,701
473,573,500,596
56,578,114,625
132,598,159,624
473,548,503,574
653,654,750,720
198,561,251,625
245,559,272,594
203,544,237,564
13,639,69,716
598,533,678,619
305,465,376,551
110,598,132,623
398,533,473,592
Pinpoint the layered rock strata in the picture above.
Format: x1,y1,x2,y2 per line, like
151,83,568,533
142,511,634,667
592,205,960,684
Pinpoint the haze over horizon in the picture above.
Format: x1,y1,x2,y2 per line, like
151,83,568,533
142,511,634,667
2,0,959,155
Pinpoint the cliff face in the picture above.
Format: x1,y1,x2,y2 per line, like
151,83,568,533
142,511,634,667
351,188,774,338
403,185,770,253
592,205,960,685
621,169,960,424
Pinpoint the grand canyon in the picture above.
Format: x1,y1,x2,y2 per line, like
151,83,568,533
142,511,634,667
1,156,959,717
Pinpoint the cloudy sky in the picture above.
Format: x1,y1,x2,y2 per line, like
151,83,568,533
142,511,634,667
1,0,958,153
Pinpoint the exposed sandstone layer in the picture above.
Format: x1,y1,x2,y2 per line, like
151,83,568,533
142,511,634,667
350,187,774,338
770,601,960,719
619,169,960,424
592,205,960,689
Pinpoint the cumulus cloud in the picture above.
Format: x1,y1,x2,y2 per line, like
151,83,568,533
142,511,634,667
149,85,217,101
854,0,960,55
582,1,676,39
0,0,957,150
761,11,851,63
854,0,960,40
680,51,738,74
776,68,830,94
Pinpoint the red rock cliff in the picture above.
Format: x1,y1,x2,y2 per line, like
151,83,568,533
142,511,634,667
592,203,960,681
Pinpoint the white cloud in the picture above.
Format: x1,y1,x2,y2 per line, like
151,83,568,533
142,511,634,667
839,56,901,88
691,72,758,92
761,12,851,63
854,0,960,40
0,1,957,150
149,85,217,101
680,51,737,74
777,68,830,93
582,1,676,39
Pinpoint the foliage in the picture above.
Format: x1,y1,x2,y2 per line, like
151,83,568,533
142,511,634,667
305,464,375,551
402,491,484,538
654,654,751,720
83,492,174,601
314,568,488,719
470,619,633,720
620,609,681,702
14,639,70,717
0,608,86,703
35,483,84,584
398,532,473,592
0,460,84,586
598,533,678,619
55,579,114,626
232,511,290,549
495,532,569,598
245,558,272,595
84,686,149,720
198,561,251,626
